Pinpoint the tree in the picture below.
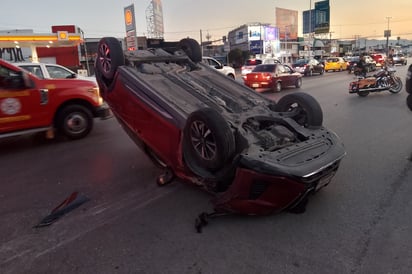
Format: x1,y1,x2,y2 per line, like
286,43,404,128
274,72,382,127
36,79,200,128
228,48,251,68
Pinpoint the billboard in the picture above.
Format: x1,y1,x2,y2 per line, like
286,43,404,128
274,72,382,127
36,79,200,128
151,0,164,38
275,8,298,40
124,4,137,50
314,0,330,34
302,9,315,34
248,25,263,41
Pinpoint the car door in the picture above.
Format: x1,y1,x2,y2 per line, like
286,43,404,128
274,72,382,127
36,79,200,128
277,64,293,86
45,64,75,79
0,65,48,133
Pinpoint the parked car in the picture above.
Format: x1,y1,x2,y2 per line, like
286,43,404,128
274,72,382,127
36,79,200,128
241,58,281,78
243,63,302,92
324,57,348,72
392,53,407,65
15,62,96,83
0,59,110,140
202,57,235,79
94,37,346,218
292,59,324,76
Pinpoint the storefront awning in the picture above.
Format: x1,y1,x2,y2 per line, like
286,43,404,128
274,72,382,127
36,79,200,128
0,32,83,48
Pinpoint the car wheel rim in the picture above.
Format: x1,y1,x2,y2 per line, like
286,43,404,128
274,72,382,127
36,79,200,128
98,43,112,74
190,120,217,160
65,113,87,134
285,103,307,126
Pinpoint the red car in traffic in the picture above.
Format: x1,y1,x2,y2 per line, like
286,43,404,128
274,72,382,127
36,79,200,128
243,64,302,92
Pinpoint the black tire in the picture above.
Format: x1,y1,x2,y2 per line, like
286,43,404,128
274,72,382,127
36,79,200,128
57,105,93,140
96,37,125,81
274,81,282,92
183,108,235,172
179,38,202,63
406,64,412,94
295,78,302,88
357,90,369,97
275,92,323,129
389,77,403,93
406,94,412,111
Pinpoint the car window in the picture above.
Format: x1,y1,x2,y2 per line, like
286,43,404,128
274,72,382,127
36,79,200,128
283,65,292,73
294,59,307,65
309,59,319,65
277,64,287,73
245,59,262,66
252,64,275,72
19,65,44,79
263,59,280,64
46,65,74,79
0,65,25,89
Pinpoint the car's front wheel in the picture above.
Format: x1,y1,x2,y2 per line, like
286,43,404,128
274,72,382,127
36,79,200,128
57,105,93,139
275,92,323,129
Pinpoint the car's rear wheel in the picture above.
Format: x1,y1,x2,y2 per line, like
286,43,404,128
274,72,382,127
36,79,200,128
179,38,202,63
96,37,125,81
274,81,282,92
183,108,235,173
57,105,93,140
275,92,323,129
295,78,302,88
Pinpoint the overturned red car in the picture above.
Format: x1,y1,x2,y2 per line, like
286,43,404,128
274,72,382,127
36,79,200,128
94,37,346,219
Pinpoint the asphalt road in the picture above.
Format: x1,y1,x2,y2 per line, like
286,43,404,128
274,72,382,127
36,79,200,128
1,63,412,274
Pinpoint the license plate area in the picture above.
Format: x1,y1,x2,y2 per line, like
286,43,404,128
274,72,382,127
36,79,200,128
252,83,260,88
316,172,335,191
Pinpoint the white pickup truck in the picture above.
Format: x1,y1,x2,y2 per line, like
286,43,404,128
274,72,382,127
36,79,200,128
14,62,96,83
202,56,236,79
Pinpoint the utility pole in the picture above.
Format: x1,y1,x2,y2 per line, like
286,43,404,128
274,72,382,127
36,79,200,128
385,16,392,56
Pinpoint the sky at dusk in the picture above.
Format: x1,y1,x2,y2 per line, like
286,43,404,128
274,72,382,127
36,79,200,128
1,0,412,42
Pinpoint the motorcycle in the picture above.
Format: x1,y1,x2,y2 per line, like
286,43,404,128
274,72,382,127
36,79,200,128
348,65,403,97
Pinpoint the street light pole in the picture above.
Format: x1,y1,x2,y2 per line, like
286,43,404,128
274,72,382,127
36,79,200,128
385,16,392,56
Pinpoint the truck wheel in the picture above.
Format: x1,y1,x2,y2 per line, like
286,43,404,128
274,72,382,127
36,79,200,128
179,38,202,63
57,105,93,140
96,37,125,81
183,108,235,172
275,92,323,129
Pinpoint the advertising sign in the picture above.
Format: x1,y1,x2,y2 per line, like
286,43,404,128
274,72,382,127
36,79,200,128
152,0,164,38
314,0,330,34
275,8,298,40
124,4,137,50
248,26,263,41
250,40,263,54
302,9,315,34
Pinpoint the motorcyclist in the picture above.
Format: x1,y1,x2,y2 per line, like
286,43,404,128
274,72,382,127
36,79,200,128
355,54,367,77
